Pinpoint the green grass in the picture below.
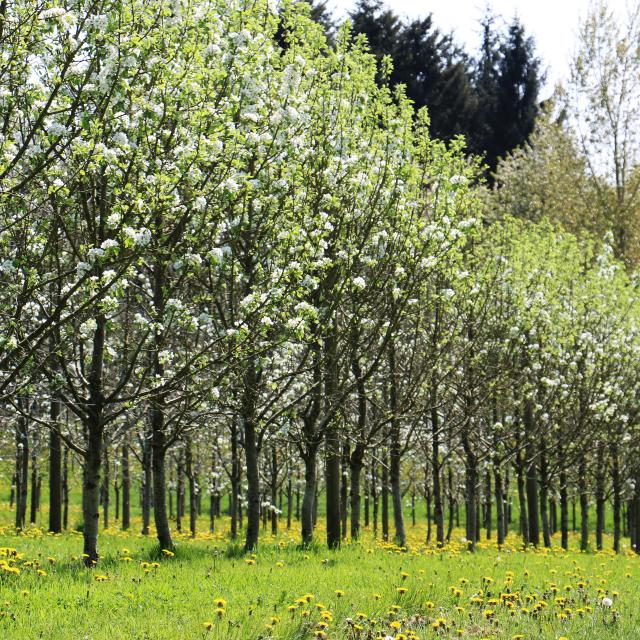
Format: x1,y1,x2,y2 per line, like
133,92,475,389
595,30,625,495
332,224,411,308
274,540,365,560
0,517,638,640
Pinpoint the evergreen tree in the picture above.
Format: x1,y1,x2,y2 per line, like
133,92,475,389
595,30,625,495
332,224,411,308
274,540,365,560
394,16,475,141
348,0,475,142
474,15,543,176
348,0,403,64
470,13,501,164
494,18,543,166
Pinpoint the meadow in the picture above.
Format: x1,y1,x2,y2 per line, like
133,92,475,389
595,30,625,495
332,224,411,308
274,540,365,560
0,505,636,640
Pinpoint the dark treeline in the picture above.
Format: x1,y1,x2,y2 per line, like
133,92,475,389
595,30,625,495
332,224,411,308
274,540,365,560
305,0,543,176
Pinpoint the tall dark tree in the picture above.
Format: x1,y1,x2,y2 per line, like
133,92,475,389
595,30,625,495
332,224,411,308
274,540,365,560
349,0,475,142
393,17,475,141
494,19,543,162
473,15,543,175
469,12,501,165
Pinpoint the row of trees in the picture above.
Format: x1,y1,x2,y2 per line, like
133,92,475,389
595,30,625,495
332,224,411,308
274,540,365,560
1,0,640,568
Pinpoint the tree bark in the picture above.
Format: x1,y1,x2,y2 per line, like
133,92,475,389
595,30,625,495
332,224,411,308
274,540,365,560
49,396,62,533
595,441,605,551
350,445,364,540
82,420,103,566
242,352,260,552
431,400,444,546
122,442,130,531
301,450,317,546
230,417,239,540
524,400,539,546
494,464,504,547
579,454,589,551
186,438,197,538
381,451,389,541
612,442,621,553
539,445,551,547
559,467,569,550
15,410,29,530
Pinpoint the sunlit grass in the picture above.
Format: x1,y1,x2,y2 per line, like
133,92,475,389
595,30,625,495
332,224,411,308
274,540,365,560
0,514,637,640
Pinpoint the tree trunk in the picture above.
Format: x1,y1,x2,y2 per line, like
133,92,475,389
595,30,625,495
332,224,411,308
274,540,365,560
101,440,109,530
286,476,292,530
539,445,551,548
122,442,130,531
381,452,389,541
595,441,605,551
242,355,260,552
372,456,378,537
114,479,120,522
230,417,239,540
494,464,504,547
431,402,444,546
301,450,317,546
484,470,492,540
152,420,173,549
559,468,569,550
30,444,38,525
176,473,183,526
612,442,621,553
186,438,197,538
364,473,370,528
270,446,278,536
15,411,29,530
446,466,455,542
49,396,62,533
462,431,477,552
63,447,69,530
82,422,103,567
340,444,349,539
350,446,364,540
579,455,589,551
388,343,406,548
524,401,539,546
141,431,152,536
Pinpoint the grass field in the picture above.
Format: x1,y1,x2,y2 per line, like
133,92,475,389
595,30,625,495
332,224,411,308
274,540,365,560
0,509,637,640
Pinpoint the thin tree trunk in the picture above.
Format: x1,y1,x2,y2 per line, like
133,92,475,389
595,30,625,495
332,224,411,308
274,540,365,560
612,442,621,553
30,443,38,525
431,400,444,546
524,401,539,546
141,431,152,536
101,440,109,529
243,356,260,553
286,476,292,530
494,464,504,547
49,396,62,532
559,467,569,550
270,446,278,536
340,444,349,539
462,431,477,552
122,442,130,531
350,447,364,540
381,451,389,541
82,419,103,566
15,411,29,530
186,438,197,538
539,445,551,548
230,417,239,540
63,447,69,530
301,450,317,546
595,441,605,551
446,466,455,542
579,454,589,551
